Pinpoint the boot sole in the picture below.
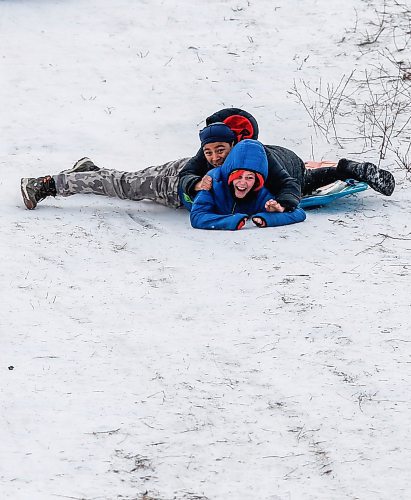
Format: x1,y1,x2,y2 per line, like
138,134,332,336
338,159,395,196
367,166,395,196
21,179,36,210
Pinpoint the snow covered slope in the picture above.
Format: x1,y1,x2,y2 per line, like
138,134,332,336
1,1,410,499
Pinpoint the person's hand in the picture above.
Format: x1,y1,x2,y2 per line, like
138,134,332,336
265,199,285,212
194,175,213,191
252,217,266,228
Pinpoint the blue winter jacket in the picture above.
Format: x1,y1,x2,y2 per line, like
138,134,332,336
190,140,306,231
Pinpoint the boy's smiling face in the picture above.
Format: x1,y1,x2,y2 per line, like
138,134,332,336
203,142,233,167
232,171,256,198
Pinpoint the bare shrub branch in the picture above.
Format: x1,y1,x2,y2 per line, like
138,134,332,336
289,72,355,147
290,0,411,173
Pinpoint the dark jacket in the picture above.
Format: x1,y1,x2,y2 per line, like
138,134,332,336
190,140,306,231
179,108,304,210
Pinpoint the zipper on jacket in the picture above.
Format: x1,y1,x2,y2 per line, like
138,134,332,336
231,202,236,214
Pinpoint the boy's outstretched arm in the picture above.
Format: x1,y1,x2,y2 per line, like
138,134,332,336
252,207,306,228
190,190,247,231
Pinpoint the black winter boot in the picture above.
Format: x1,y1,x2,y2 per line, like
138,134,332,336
337,158,395,196
21,175,57,210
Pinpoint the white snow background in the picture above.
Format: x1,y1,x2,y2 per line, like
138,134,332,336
1,0,410,499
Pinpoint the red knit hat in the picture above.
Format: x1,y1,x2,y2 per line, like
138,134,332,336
228,169,264,191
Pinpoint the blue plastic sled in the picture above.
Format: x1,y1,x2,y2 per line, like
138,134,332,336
299,180,368,209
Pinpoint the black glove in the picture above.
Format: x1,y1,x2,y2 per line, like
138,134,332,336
275,200,298,212
252,216,267,228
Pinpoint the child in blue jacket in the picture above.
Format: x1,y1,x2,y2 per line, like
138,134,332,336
189,139,306,230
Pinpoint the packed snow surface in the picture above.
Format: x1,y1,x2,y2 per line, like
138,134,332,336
1,0,410,499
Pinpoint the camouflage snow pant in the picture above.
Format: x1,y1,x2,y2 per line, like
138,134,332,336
53,158,190,209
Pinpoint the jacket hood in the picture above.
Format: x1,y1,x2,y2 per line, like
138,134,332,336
220,139,268,184
206,108,259,141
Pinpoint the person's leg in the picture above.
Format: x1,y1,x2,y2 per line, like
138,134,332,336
54,158,189,208
122,158,190,208
21,157,102,209
335,159,395,196
302,167,340,195
302,159,395,196
22,158,190,210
